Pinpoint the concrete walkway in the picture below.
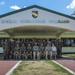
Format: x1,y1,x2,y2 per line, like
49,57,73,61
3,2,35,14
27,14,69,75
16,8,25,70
55,57,75,73
0,57,75,75
0,61,18,75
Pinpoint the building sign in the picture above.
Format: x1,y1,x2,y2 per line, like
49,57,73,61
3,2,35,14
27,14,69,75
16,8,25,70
0,19,69,24
1,20,17,23
0,10,70,24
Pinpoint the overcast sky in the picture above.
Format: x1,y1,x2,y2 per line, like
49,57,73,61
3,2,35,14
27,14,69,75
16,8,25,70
0,0,75,15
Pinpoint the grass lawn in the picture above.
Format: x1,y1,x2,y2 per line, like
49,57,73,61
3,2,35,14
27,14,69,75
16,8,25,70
11,60,73,75
63,54,75,57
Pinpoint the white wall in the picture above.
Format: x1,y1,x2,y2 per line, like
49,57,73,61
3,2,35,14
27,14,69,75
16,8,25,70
0,8,75,31
0,47,3,53
62,47,75,53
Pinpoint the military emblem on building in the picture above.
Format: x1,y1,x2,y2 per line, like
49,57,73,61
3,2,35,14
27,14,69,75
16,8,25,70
32,11,38,18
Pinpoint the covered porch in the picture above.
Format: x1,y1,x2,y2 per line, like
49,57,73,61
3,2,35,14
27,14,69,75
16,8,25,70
0,25,72,39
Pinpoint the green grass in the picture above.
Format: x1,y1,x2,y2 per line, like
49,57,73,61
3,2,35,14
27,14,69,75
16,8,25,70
11,61,73,75
46,60,73,75
63,54,75,57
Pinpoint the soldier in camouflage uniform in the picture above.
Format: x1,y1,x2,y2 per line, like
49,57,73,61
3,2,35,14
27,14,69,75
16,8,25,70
26,44,32,59
9,39,15,59
45,44,52,60
15,39,21,47
3,39,9,59
57,39,62,58
31,39,37,47
26,39,29,48
20,43,26,59
47,39,51,46
43,39,47,47
8,38,15,59
39,44,45,59
8,39,11,59
37,39,42,46
14,44,20,59
54,39,57,47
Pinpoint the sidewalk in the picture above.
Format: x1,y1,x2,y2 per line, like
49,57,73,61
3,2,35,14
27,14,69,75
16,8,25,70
0,60,18,75
0,57,75,75
55,56,75,73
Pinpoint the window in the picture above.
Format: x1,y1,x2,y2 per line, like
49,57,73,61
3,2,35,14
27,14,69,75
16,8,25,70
61,38,75,47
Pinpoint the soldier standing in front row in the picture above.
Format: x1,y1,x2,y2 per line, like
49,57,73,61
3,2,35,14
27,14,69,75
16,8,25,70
3,39,9,59
8,38,15,59
8,39,11,59
20,43,26,59
14,44,20,59
8,39,15,59
57,39,62,58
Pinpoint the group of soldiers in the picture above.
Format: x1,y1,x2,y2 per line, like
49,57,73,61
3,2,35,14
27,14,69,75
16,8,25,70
2,38,62,60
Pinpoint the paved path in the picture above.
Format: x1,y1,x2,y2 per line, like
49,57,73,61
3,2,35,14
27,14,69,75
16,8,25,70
55,57,75,72
0,57,75,75
0,61,18,75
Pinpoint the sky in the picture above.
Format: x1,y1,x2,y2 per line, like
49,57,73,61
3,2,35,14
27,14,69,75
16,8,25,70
0,0,75,15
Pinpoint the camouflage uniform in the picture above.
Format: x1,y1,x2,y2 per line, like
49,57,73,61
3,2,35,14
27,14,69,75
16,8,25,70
47,40,51,46
14,46,20,59
39,45,45,58
26,40,30,48
57,39,62,58
15,39,21,47
43,40,47,47
31,41,36,47
3,41,9,59
8,40,11,59
45,45,52,59
37,40,42,46
26,46,32,59
10,41,15,59
20,45,26,59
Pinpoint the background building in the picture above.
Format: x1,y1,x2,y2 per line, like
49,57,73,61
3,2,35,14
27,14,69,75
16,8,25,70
0,5,75,53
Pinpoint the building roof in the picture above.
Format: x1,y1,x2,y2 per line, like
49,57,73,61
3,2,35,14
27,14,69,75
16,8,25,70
0,5,75,20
